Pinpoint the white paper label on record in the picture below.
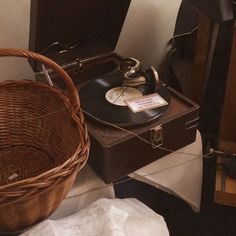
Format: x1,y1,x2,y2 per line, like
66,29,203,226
105,86,142,106
126,93,168,113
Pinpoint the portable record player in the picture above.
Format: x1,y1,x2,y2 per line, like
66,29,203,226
29,0,199,183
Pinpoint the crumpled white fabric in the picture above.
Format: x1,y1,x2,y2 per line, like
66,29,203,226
50,165,115,220
21,198,169,236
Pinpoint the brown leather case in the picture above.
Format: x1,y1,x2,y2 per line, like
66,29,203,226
87,87,199,183
29,0,131,72
29,0,199,183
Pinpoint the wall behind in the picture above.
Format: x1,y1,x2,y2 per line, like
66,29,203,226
116,0,181,70
0,0,181,81
0,0,33,81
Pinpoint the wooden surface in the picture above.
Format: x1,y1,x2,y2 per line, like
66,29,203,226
190,12,212,104
215,21,236,208
215,157,236,207
218,21,236,154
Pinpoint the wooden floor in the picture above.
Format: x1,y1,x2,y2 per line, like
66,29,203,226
115,157,236,236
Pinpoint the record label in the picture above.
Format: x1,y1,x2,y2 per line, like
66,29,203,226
105,86,142,106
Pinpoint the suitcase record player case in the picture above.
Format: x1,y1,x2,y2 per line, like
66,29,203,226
29,0,199,183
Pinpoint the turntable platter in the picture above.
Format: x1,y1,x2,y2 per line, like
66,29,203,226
80,75,170,127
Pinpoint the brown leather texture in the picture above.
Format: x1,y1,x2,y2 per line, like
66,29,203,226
29,0,131,72
87,87,199,183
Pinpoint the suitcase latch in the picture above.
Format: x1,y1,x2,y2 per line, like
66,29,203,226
150,125,163,149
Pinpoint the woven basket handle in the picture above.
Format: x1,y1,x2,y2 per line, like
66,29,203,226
0,48,80,112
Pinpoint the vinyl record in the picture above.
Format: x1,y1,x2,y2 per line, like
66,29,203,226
80,75,170,127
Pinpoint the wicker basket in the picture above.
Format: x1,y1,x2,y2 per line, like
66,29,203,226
0,49,89,232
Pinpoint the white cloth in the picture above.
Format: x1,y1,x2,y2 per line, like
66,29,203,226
130,130,203,211
21,198,169,236
50,165,115,220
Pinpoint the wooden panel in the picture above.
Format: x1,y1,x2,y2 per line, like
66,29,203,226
215,157,236,207
218,22,236,153
214,18,236,208
189,12,212,104
29,0,131,58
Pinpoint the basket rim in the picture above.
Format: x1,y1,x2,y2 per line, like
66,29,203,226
0,79,71,108
0,48,81,113
0,138,88,190
0,152,88,208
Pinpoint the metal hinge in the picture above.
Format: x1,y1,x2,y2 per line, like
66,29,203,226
150,125,163,149
36,58,82,78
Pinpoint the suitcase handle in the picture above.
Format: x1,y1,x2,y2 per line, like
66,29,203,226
0,48,80,113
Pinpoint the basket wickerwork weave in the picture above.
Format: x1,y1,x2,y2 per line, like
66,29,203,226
0,48,89,232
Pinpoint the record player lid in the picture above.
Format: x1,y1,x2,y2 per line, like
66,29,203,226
29,0,131,71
